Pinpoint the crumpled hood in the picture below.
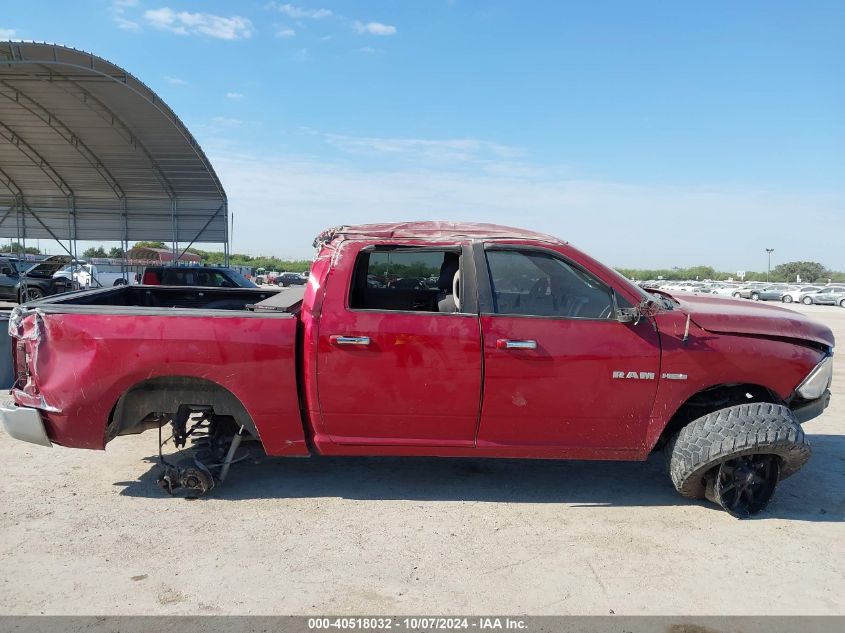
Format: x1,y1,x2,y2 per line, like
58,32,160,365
23,255,73,278
666,291,835,348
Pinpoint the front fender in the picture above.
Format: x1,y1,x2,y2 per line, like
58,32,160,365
645,311,825,450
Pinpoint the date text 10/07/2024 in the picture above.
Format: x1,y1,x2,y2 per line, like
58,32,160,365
307,617,528,630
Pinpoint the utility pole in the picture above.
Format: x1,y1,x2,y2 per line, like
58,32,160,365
766,248,774,282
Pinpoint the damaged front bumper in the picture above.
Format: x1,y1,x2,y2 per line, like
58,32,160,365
790,389,831,424
0,399,52,447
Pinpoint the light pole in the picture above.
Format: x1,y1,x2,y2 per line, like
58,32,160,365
765,248,774,282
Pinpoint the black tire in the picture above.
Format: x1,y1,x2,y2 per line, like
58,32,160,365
20,287,44,302
802,296,814,305
751,292,760,301
732,292,742,298
782,295,793,303
666,403,810,514
839,299,845,308
114,278,127,286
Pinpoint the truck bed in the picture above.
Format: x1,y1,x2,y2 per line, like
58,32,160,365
9,284,307,456
26,285,288,313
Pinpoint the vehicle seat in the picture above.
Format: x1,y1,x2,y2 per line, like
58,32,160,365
436,253,460,313
141,270,161,285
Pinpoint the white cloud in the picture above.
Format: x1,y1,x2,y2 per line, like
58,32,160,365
276,26,296,38
109,1,141,31
226,92,244,99
272,3,333,19
206,146,845,269
315,131,523,164
115,17,141,30
353,21,396,36
357,47,379,54
0,28,17,39
211,116,244,126
144,8,254,40
164,75,187,85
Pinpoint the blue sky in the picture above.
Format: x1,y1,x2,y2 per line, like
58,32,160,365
2,1,843,270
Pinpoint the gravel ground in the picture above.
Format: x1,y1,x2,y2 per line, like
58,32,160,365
0,303,842,615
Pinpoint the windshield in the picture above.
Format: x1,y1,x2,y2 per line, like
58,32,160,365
225,269,258,288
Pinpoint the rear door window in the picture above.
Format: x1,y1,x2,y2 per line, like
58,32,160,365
349,249,459,312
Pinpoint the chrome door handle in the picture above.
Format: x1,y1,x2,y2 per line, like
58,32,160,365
496,339,537,350
331,335,371,346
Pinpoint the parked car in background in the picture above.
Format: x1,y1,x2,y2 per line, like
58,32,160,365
140,266,258,288
731,282,769,299
54,262,133,288
254,270,282,285
388,277,428,290
752,284,791,301
805,286,845,307
781,285,822,304
275,272,307,287
0,256,74,302
710,283,742,296
798,289,825,305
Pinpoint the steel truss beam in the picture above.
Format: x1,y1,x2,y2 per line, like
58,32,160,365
0,79,126,200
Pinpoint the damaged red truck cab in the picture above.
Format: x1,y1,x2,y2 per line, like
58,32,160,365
1,222,834,517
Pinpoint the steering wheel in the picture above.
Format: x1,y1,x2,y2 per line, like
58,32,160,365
567,295,589,317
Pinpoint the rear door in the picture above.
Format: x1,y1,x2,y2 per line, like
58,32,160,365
476,244,661,453
316,242,482,446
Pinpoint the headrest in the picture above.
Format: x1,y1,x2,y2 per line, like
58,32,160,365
437,253,460,291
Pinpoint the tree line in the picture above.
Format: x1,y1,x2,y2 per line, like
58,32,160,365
5,240,842,283
617,261,845,284
96,242,311,273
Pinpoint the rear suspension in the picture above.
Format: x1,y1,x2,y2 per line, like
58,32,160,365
156,406,253,497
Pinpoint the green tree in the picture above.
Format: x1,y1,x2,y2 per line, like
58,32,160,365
772,261,829,284
0,241,41,255
616,262,845,284
131,241,167,249
83,246,108,258
108,246,124,258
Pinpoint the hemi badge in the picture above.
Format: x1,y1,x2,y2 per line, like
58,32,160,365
661,373,688,380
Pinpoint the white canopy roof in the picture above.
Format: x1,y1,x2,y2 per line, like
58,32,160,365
0,41,227,245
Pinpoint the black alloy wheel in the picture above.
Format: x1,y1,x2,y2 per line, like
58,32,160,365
23,287,44,302
713,454,780,518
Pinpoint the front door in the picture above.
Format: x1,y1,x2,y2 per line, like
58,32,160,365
316,243,482,446
476,246,661,453
0,260,18,300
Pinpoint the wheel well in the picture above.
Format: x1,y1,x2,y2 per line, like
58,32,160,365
653,383,780,450
107,376,259,442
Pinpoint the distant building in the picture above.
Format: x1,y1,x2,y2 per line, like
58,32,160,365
125,247,202,265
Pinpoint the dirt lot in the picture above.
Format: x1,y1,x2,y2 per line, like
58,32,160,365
0,303,843,615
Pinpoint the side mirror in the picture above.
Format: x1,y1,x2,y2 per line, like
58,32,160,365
612,290,639,323
613,291,661,324
615,308,638,324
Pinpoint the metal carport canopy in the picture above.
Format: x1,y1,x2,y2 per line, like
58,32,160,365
0,41,227,249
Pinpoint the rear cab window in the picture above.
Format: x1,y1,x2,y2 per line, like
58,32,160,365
348,246,469,313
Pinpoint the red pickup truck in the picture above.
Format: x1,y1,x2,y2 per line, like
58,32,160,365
0,222,834,517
